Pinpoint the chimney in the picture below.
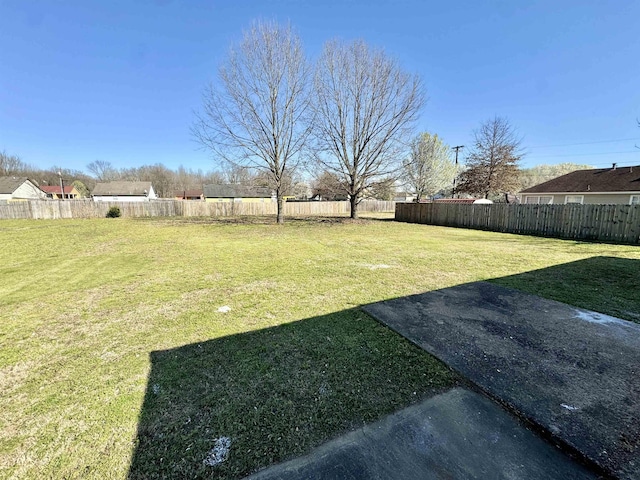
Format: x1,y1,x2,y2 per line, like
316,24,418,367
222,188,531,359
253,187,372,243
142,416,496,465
612,163,617,170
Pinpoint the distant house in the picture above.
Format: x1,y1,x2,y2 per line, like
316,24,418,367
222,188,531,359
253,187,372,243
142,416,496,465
393,192,416,202
433,198,477,204
41,185,80,200
520,164,640,205
0,176,46,201
92,181,157,202
174,189,204,201
203,184,275,203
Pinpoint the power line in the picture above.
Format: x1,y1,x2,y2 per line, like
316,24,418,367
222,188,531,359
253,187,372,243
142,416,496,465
585,160,640,167
523,159,639,168
528,138,640,149
527,150,640,159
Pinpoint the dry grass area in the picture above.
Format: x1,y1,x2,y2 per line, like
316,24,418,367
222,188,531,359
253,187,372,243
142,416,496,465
1,215,638,479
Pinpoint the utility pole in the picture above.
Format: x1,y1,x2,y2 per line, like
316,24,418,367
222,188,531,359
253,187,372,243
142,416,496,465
58,171,65,201
452,145,464,198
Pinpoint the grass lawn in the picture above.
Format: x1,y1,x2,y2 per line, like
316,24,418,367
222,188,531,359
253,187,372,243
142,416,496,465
1,215,639,479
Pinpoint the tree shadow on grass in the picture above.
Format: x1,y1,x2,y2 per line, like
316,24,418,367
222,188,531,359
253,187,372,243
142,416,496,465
490,256,640,323
128,256,639,479
127,308,457,479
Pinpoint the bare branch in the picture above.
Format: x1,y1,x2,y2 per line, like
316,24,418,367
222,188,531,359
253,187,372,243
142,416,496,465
0,150,28,176
456,117,523,199
86,160,119,182
310,40,424,217
192,20,313,223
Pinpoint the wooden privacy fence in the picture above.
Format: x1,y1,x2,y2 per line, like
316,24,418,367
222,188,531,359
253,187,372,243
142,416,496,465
395,202,640,244
0,199,395,220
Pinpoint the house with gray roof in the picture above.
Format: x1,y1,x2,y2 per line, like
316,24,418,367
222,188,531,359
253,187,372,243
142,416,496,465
0,176,46,202
203,184,275,203
520,164,640,205
92,181,157,202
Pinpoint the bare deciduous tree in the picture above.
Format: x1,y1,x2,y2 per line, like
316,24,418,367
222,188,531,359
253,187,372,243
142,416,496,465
127,164,174,198
0,150,28,176
456,117,523,199
223,163,256,185
311,170,348,200
86,160,118,182
174,166,224,192
192,21,313,223
402,132,457,202
291,180,311,200
367,177,396,201
310,40,424,218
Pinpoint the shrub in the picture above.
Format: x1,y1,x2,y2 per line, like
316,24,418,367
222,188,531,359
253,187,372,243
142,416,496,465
106,206,121,218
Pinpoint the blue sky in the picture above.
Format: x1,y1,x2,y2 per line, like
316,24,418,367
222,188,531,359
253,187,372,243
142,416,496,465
1,0,639,174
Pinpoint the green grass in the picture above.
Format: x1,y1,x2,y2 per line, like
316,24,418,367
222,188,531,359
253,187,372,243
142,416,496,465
1,216,639,479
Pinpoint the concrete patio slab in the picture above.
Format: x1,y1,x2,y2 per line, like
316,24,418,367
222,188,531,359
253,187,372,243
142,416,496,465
363,282,640,479
246,388,596,480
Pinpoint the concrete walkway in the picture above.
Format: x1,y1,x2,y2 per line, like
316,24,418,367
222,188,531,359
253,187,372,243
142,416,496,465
247,388,596,480
363,282,640,479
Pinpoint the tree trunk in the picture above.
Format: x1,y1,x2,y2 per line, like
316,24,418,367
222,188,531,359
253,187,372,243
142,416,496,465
350,194,359,219
276,193,285,224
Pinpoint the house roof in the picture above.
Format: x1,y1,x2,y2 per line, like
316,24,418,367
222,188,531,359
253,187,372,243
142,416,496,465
0,176,33,194
520,165,640,194
433,198,477,204
41,185,76,194
92,181,153,196
174,189,203,197
203,184,273,198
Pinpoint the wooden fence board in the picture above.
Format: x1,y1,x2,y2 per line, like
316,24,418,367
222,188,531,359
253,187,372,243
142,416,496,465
0,199,395,221
395,203,640,245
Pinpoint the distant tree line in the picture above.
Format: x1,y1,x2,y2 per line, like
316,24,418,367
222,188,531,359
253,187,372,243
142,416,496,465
1,145,595,204
85,160,227,198
1,150,315,200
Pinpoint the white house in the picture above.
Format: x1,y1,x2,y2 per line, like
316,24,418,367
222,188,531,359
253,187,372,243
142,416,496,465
92,181,157,202
0,177,46,201
393,191,417,203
